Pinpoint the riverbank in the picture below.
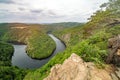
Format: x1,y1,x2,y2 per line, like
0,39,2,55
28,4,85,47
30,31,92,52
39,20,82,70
11,34,66,69
0,23,56,59
0,42,28,80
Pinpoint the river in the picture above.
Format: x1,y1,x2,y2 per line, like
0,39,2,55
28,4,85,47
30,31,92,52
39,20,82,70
11,34,66,69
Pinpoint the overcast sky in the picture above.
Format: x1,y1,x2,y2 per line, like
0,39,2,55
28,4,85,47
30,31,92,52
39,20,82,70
0,0,109,23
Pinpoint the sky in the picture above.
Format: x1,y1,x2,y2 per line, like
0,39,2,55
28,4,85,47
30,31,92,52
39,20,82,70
0,0,109,23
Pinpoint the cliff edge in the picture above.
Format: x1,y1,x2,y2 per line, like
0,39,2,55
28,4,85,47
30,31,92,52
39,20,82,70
44,53,115,80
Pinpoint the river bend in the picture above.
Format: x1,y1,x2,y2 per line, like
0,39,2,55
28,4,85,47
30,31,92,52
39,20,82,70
11,34,65,69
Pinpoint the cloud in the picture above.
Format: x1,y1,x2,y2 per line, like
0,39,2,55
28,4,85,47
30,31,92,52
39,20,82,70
47,10,57,16
30,9,43,14
18,7,26,11
0,0,15,4
0,9,9,12
0,0,109,23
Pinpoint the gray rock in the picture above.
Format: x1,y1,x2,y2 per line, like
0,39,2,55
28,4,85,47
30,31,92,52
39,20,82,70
111,73,119,80
115,71,120,78
106,35,120,66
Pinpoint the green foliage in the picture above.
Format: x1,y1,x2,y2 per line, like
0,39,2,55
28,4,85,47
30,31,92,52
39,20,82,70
24,32,108,79
47,22,83,30
107,25,120,35
24,30,112,80
53,23,84,46
0,42,14,66
0,23,9,40
26,32,55,59
0,66,28,80
107,0,120,15
89,10,112,23
89,30,111,44
0,42,28,80
0,23,56,59
72,40,106,64
24,48,71,80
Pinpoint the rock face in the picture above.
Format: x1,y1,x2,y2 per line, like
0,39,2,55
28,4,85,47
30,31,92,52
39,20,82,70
110,67,120,80
61,34,71,44
44,53,113,80
106,35,120,66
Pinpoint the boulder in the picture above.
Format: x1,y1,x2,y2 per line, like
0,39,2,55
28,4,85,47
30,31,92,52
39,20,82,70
44,53,113,80
106,35,120,66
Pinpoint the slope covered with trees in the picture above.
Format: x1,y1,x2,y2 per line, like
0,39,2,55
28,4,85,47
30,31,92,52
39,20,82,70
0,22,81,59
0,23,56,59
0,42,28,80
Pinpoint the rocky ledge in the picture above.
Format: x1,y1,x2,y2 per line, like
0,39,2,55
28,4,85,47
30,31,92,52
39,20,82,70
106,35,120,66
44,53,120,80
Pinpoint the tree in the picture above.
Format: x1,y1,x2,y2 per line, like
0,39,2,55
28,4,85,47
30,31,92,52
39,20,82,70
106,0,120,14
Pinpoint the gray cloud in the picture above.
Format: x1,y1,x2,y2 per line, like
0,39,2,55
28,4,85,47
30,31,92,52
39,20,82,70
0,11,38,23
0,0,109,23
18,7,26,11
44,10,66,18
47,10,57,16
0,0,15,4
30,9,64,18
0,9,9,12
30,9,43,13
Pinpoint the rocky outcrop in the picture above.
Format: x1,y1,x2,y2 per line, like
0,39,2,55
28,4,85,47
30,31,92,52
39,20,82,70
107,19,120,26
110,67,120,80
106,35,120,66
61,33,71,44
44,53,114,80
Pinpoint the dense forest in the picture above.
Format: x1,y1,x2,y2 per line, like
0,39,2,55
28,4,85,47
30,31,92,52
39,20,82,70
0,0,120,80
0,42,28,80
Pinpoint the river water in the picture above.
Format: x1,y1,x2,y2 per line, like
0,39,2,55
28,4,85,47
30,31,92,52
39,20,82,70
11,34,66,69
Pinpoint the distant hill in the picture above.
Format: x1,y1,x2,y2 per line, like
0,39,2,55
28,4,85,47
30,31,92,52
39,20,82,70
45,22,84,32
46,22,84,28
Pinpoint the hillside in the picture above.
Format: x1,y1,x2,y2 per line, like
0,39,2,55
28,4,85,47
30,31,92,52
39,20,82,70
0,23,56,59
24,0,120,80
44,22,84,33
0,22,83,59
46,22,83,28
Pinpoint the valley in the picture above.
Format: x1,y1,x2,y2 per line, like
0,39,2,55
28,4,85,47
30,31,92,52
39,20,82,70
12,34,65,69
0,0,120,80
